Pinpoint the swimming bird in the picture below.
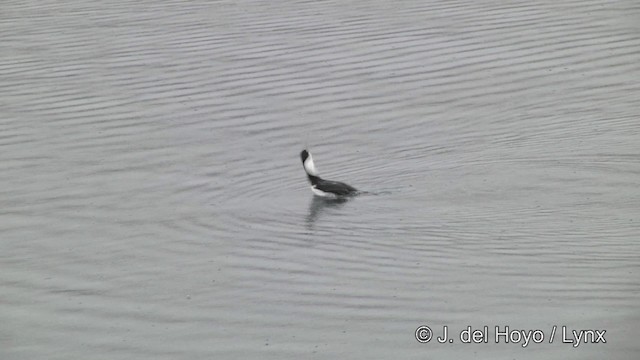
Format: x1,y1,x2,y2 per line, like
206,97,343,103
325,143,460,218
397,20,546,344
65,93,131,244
300,149,358,197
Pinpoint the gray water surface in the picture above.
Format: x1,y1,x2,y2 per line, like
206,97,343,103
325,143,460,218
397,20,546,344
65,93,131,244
2,1,639,359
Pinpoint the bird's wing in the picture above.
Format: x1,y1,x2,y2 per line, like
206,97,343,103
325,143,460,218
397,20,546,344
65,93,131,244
316,179,357,195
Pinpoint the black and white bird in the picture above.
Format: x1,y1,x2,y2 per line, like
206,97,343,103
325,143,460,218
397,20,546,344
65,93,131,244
300,149,358,197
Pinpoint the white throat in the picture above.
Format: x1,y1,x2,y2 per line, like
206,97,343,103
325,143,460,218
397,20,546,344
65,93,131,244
303,154,319,176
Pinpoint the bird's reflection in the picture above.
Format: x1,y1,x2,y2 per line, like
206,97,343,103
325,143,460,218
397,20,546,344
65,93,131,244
305,196,351,230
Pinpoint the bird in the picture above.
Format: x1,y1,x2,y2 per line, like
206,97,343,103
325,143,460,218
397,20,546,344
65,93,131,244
300,149,358,197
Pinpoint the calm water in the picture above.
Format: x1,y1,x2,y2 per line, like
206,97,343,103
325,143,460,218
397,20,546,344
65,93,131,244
2,1,639,359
